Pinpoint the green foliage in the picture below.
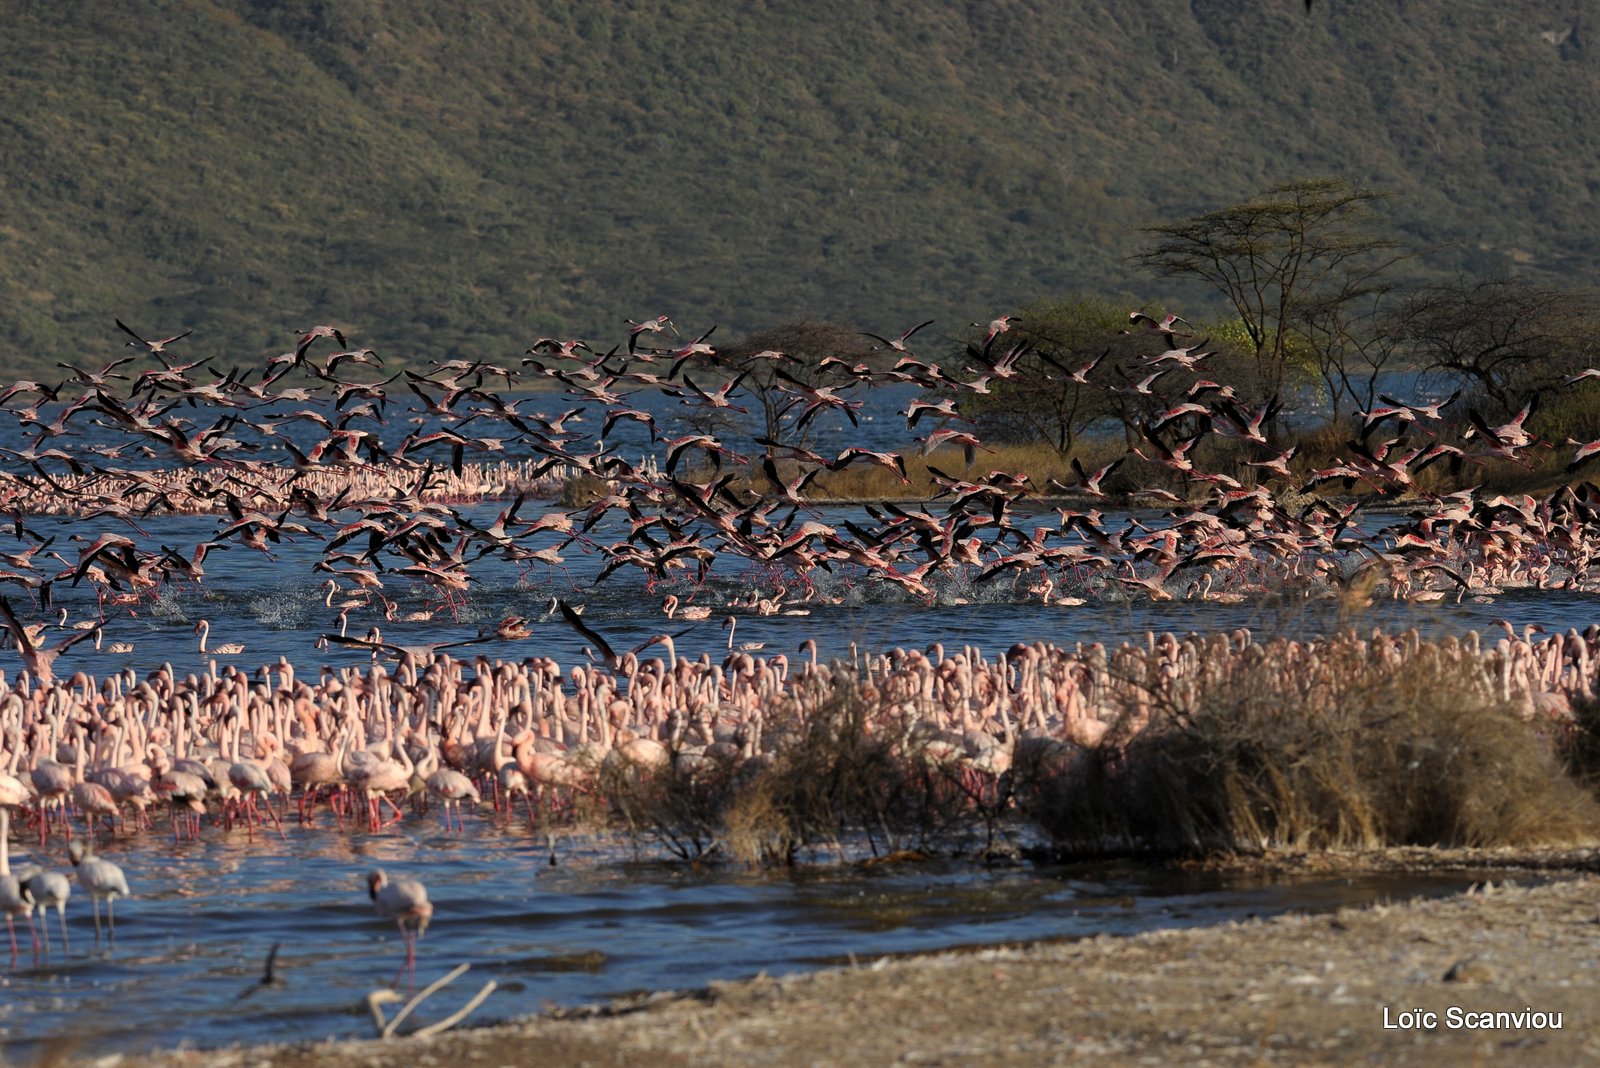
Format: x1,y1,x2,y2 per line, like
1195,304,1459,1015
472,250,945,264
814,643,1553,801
4,2,1600,375
957,295,1132,454
1135,179,1406,402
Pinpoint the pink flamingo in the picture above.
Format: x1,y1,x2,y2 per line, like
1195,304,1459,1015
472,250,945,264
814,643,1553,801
367,868,432,986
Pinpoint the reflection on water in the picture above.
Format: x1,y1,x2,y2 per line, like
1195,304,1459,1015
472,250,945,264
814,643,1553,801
0,820,1512,1057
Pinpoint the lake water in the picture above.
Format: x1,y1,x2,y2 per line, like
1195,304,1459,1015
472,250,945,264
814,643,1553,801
1,386,1592,1057
1,498,1590,1058
0,822,1512,1057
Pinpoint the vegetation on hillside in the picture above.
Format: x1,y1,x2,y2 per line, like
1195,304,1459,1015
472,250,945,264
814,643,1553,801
2,1,1597,376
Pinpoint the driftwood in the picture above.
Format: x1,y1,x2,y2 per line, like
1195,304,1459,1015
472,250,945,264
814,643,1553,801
366,963,498,1039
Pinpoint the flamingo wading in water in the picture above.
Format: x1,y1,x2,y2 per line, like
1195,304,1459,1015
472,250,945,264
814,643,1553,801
367,868,432,986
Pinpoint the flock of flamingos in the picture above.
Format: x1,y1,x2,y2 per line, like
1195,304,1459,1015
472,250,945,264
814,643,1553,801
0,310,1598,980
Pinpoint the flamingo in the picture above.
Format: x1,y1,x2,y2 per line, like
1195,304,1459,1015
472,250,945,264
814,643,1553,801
972,315,1019,350
115,318,192,354
67,839,129,945
424,765,480,833
662,594,712,621
29,753,74,846
20,868,70,955
0,773,36,956
0,595,101,684
194,619,245,656
723,616,765,651
366,868,432,986
861,318,935,354
147,746,208,841
227,717,286,840
347,735,413,832
71,735,120,840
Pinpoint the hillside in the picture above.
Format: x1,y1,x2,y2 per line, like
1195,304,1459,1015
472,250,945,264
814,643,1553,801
1,1,1595,374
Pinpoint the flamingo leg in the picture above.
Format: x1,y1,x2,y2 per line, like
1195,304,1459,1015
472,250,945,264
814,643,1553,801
391,923,419,989
262,796,287,839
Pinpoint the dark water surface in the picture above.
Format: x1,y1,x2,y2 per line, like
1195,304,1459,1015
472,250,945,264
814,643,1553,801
0,822,1511,1057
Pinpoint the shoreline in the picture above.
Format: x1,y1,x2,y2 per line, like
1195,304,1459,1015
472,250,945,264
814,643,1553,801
127,851,1600,1068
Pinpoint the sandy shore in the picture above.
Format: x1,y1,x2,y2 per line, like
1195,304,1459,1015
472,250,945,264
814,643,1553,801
117,851,1600,1068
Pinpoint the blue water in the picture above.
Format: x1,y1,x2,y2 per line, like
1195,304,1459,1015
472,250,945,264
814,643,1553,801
0,822,1506,1057
1,383,1592,1056
23,497,1595,680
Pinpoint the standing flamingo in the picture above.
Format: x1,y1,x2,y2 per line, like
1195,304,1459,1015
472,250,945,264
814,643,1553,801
19,867,70,955
366,868,432,986
0,772,36,956
67,839,129,945
227,716,285,840
424,764,480,833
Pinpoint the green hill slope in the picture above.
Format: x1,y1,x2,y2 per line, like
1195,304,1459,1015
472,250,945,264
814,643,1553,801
2,1,1595,373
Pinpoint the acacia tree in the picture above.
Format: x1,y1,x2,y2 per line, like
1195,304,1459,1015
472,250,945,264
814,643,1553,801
1395,276,1600,415
1296,284,1409,425
957,297,1131,455
717,320,876,452
957,297,1260,455
1134,178,1406,406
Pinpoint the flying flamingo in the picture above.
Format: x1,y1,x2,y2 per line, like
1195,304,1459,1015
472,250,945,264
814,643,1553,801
1124,310,1192,340
862,319,935,354
972,315,1019,350
115,318,192,355
0,595,102,685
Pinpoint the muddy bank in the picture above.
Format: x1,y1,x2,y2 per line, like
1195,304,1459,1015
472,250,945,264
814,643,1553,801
121,856,1600,1068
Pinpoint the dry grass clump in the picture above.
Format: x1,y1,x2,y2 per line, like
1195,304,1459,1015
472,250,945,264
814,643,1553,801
1554,690,1600,790
720,677,921,865
596,748,739,861
1025,637,1599,855
592,673,1001,866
